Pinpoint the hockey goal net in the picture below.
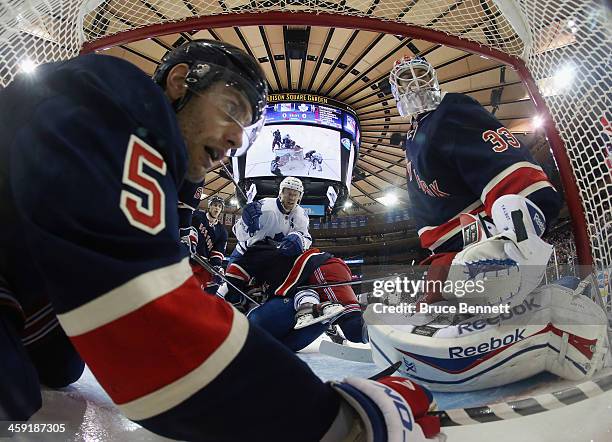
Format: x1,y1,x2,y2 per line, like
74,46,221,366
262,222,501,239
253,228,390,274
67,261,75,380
1,1,610,298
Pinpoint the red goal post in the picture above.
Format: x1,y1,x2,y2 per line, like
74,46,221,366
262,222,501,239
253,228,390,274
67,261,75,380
2,1,610,284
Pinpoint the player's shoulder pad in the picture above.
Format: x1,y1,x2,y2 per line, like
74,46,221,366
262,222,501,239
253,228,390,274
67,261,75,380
436,92,483,117
52,54,184,159
296,205,309,219
437,92,496,130
259,197,280,212
192,209,205,220
440,92,481,107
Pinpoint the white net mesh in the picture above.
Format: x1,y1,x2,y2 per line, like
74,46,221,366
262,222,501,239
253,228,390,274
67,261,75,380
1,0,610,290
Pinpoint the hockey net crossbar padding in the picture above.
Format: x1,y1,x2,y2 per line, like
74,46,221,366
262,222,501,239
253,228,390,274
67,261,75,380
1,1,610,306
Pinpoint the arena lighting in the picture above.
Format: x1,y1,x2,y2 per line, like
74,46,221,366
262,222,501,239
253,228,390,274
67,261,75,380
343,200,353,209
376,194,398,207
19,58,36,73
566,19,578,34
552,64,575,90
229,197,238,206
532,115,544,129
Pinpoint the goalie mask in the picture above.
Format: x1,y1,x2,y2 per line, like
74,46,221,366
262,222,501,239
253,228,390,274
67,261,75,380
390,56,442,118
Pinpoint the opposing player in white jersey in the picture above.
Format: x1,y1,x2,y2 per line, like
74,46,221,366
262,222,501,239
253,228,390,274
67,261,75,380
230,176,312,260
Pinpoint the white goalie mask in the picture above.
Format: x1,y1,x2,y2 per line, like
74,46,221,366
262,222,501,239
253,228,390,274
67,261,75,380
390,56,442,118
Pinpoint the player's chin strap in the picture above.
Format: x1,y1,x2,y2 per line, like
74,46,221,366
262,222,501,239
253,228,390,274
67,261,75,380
191,253,261,306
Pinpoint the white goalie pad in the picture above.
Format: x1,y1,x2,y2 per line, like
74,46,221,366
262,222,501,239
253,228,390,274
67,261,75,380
364,283,610,392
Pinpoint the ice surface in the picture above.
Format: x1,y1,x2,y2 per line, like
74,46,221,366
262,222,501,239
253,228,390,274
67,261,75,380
16,335,612,441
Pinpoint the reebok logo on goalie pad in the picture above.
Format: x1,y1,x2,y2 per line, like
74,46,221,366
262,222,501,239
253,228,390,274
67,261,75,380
449,328,526,358
457,298,541,334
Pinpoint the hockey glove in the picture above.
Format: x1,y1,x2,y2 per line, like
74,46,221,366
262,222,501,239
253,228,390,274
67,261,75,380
277,233,304,257
210,266,225,287
328,376,440,441
179,226,199,256
241,201,263,236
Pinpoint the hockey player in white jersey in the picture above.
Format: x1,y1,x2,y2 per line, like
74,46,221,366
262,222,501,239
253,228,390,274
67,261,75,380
230,176,312,261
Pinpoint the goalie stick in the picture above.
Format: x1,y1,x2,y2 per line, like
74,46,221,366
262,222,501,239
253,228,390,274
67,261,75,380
190,253,261,306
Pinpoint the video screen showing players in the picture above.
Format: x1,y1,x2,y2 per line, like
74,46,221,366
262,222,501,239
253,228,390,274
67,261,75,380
244,125,342,180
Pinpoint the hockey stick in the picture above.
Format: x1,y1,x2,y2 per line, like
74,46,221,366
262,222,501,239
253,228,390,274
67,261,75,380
219,161,250,202
191,253,261,306
297,273,408,291
368,361,402,380
319,340,374,363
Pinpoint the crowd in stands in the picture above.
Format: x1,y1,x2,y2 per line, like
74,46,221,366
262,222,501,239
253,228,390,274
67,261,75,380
545,222,576,265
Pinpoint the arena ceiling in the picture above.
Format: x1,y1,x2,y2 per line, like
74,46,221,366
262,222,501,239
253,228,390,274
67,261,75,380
97,24,540,215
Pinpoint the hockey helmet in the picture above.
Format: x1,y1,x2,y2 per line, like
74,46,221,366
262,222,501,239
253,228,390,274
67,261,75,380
279,176,303,197
278,177,304,209
153,39,268,156
390,56,442,118
208,195,225,209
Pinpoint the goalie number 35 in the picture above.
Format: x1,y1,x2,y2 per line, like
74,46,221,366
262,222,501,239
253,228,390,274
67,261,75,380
482,127,521,153
120,134,167,235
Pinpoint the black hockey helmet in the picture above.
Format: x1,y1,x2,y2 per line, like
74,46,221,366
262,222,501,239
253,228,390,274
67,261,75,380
208,195,225,209
153,39,268,156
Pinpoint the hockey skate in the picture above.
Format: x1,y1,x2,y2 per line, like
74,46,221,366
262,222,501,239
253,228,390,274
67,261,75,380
294,301,346,329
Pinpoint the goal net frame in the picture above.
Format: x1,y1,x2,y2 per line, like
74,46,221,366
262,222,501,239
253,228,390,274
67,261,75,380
2,1,610,305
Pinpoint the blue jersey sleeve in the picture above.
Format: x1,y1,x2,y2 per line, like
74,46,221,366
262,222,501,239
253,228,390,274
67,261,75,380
441,94,561,227
4,54,340,441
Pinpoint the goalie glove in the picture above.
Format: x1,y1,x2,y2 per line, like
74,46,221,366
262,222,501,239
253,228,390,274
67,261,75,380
206,266,225,290
325,376,441,442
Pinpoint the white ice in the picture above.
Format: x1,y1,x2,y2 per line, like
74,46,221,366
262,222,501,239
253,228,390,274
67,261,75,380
12,336,612,441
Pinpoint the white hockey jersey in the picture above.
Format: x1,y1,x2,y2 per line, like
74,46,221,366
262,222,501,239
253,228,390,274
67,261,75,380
233,197,312,256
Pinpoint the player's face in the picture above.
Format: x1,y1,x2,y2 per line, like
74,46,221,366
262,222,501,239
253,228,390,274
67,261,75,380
208,202,223,219
280,188,301,211
177,82,253,182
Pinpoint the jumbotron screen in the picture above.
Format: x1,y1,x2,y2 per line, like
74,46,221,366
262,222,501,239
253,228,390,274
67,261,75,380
245,125,342,180
233,96,359,189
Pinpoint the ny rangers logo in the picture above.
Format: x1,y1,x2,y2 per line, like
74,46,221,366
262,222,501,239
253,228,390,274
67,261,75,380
406,161,450,198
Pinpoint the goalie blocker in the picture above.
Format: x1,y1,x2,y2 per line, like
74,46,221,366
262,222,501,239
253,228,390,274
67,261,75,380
423,194,555,309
